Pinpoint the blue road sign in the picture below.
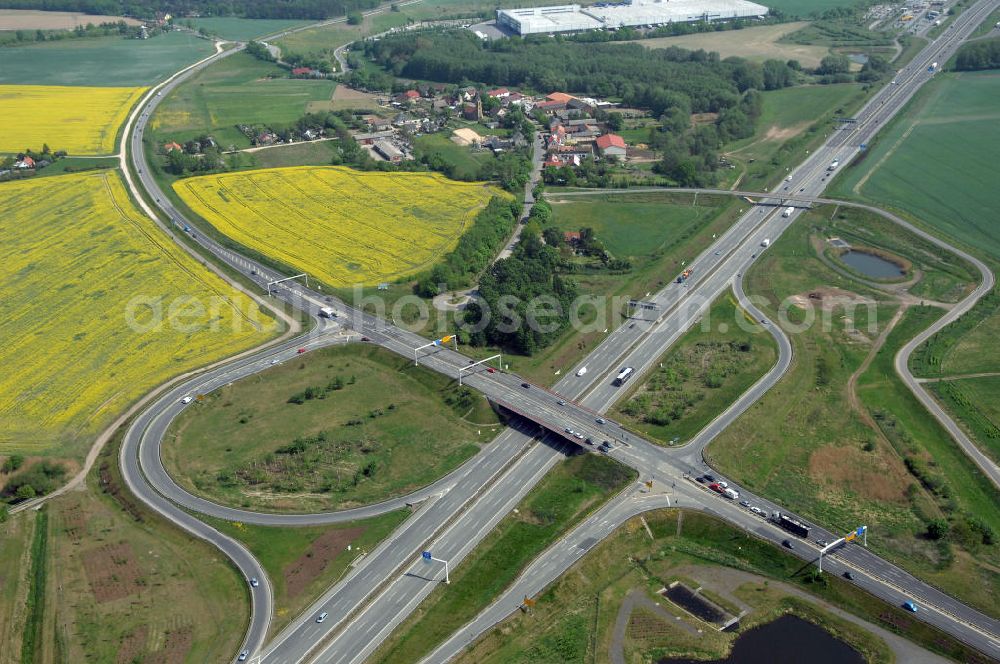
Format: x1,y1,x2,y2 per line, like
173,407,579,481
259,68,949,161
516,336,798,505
857,526,866,537
422,551,432,561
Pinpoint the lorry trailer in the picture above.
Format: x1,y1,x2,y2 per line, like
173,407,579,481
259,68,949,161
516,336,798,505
782,206,794,218
772,511,810,537
319,307,337,318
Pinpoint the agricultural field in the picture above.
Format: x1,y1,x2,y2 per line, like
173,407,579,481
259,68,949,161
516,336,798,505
2,436,248,662
832,71,1000,262
173,166,500,287
149,52,336,148
454,510,984,664
707,208,1000,617
0,9,140,30
0,171,281,459
163,343,500,513
0,31,216,87
634,22,830,69
614,295,778,446
0,84,145,155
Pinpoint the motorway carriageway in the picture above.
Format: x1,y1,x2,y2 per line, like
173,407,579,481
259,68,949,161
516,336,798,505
120,1,1000,660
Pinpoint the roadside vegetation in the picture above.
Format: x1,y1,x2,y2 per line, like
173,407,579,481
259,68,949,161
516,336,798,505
708,207,999,618
0,424,248,662
0,172,281,464
455,509,987,664
457,192,738,385
165,344,500,513
615,295,778,446
207,510,409,636
829,70,1000,478
369,453,637,664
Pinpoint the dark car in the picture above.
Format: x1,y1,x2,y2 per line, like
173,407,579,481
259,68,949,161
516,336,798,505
696,476,708,484
521,382,530,388
783,539,794,549
703,474,716,483
361,336,371,342
843,571,854,580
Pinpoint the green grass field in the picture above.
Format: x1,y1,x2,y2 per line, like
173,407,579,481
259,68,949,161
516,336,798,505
928,376,1000,464
706,209,999,618
477,191,735,386
164,343,499,513
725,83,866,191
369,453,636,664
0,32,216,86
149,51,336,148
456,510,982,664
763,0,864,16
614,295,778,446
207,510,408,636
245,139,341,169
4,430,248,662
412,132,493,180
831,71,1000,262
186,17,310,41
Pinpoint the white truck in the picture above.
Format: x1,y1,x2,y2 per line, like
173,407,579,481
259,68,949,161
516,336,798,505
319,307,337,318
761,238,771,247
723,487,739,500
782,206,794,218
827,159,840,171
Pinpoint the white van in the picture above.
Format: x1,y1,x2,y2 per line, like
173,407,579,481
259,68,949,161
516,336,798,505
576,366,588,377
316,612,328,623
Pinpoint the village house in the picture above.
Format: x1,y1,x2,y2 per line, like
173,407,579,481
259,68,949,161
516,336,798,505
163,141,183,153
595,133,627,158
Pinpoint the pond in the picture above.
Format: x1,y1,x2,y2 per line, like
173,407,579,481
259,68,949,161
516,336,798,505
659,614,865,664
840,250,906,279
847,53,870,65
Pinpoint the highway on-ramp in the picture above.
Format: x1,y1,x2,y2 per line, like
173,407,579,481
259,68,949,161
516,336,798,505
115,1,1000,661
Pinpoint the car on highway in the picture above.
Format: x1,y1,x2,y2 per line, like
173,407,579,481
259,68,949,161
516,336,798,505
595,417,606,424
750,506,764,515
297,348,307,354
843,571,854,580
715,250,721,255
270,358,279,365
718,481,728,488
521,382,530,388
564,427,574,434
903,601,919,613
238,650,249,661
361,336,370,342
557,399,566,406
816,539,829,547
180,396,193,404
573,432,584,439
703,473,715,482
575,367,588,377
585,437,594,445
739,500,750,507
250,577,259,587
487,367,496,373
783,539,794,549
316,612,328,623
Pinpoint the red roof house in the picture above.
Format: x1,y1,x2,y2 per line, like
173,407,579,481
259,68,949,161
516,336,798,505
594,133,627,157
292,66,312,75
163,141,183,153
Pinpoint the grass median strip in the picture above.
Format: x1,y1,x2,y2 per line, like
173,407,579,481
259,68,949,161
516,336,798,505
369,453,637,663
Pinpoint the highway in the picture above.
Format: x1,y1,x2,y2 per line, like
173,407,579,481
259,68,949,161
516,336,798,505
112,1,1000,661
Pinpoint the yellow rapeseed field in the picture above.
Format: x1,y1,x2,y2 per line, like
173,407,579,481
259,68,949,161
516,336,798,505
0,84,146,155
173,166,501,286
0,172,282,457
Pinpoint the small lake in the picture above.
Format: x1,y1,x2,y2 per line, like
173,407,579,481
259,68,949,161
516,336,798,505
847,53,870,65
659,614,865,664
840,250,905,279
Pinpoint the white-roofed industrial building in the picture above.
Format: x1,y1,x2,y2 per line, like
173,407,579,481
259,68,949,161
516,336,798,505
497,0,769,35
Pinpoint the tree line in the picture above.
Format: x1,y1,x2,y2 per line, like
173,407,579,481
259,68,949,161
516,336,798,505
0,0,379,20
955,38,1000,71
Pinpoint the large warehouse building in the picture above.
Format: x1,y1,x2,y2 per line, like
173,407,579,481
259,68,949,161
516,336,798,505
497,0,769,35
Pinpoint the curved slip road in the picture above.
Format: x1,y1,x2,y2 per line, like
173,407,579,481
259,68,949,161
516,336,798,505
115,1,1000,660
